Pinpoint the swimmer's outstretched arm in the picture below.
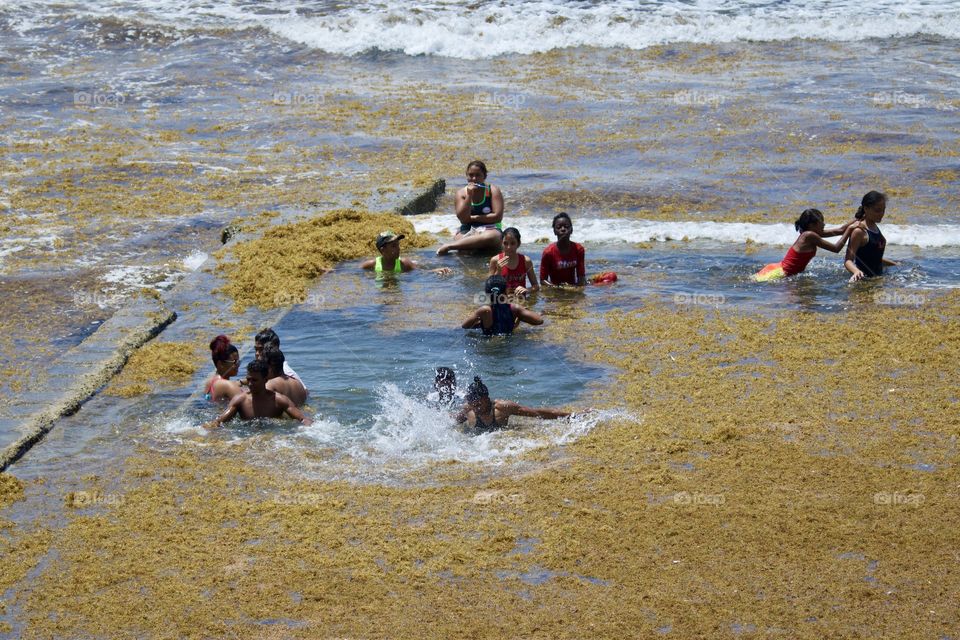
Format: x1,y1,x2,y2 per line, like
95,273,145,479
498,400,570,420
810,226,853,253
404,257,451,275
822,219,857,237
204,395,242,429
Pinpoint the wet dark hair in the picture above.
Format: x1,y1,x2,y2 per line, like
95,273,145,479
262,346,285,376
502,227,521,244
435,367,455,386
254,328,280,348
856,191,886,220
466,160,488,178
484,275,509,306
209,335,238,364
465,376,490,404
435,367,456,402
552,212,572,229
247,359,269,377
794,208,824,232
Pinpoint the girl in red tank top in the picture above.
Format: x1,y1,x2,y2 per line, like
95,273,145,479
754,208,857,281
488,227,540,296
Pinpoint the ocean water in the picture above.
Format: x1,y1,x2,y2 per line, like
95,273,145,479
2,0,959,464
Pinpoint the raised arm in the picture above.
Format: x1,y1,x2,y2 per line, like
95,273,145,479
488,255,500,276
468,186,504,225
821,219,857,237
813,225,854,253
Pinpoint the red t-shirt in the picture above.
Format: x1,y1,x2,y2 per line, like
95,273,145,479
540,242,585,285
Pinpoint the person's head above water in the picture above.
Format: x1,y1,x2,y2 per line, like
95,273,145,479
552,212,573,243
209,335,240,376
466,160,488,186
375,230,405,261
485,275,509,305
435,367,456,402
855,191,887,221
465,376,491,411
246,359,269,392
254,328,280,359
794,208,825,233
501,227,521,255
262,346,285,379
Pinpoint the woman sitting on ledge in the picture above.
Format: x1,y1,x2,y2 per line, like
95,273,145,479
437,160,504,256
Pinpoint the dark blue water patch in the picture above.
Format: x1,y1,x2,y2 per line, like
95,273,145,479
275,306,605,425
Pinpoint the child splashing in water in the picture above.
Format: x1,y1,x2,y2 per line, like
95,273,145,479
753,208,856,282
456,376,571,435
488,227,539,297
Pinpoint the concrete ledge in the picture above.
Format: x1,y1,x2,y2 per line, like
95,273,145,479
395,179,446,216
2,180,446,470
0,300,176,471
221,179,447,244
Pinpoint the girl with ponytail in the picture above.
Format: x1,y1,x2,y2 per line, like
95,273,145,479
753,208,856,282
205,335,242,402
488,227,539,296
461,275,543,335
845,191,897,281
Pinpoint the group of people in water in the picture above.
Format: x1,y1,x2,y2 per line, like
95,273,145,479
203,159,897,432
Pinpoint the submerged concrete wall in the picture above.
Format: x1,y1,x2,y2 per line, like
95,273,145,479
1,180,445,471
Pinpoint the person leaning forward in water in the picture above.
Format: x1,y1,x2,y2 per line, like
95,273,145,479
436,160,504,256
455,376,571,435
204,360,312,429
262,346,307,407
360,230,451,275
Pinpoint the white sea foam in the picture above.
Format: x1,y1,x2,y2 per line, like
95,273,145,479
413,214,960,247
183,250,207,271
276,383,632,475
4,0,960,59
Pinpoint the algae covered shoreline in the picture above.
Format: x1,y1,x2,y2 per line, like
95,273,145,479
1,286,958,637
2,18,960,637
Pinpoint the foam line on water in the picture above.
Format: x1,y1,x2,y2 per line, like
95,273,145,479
413,214,960,248
5,0,960,59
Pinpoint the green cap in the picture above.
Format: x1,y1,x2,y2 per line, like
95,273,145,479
375,230,405,249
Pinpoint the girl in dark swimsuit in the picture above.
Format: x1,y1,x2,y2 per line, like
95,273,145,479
461,275,543,335
844,191,899,282
455,376,572,436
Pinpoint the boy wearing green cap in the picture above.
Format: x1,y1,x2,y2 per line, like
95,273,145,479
360,231,451,275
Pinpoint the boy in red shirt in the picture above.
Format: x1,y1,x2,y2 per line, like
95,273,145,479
540,212,585,287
